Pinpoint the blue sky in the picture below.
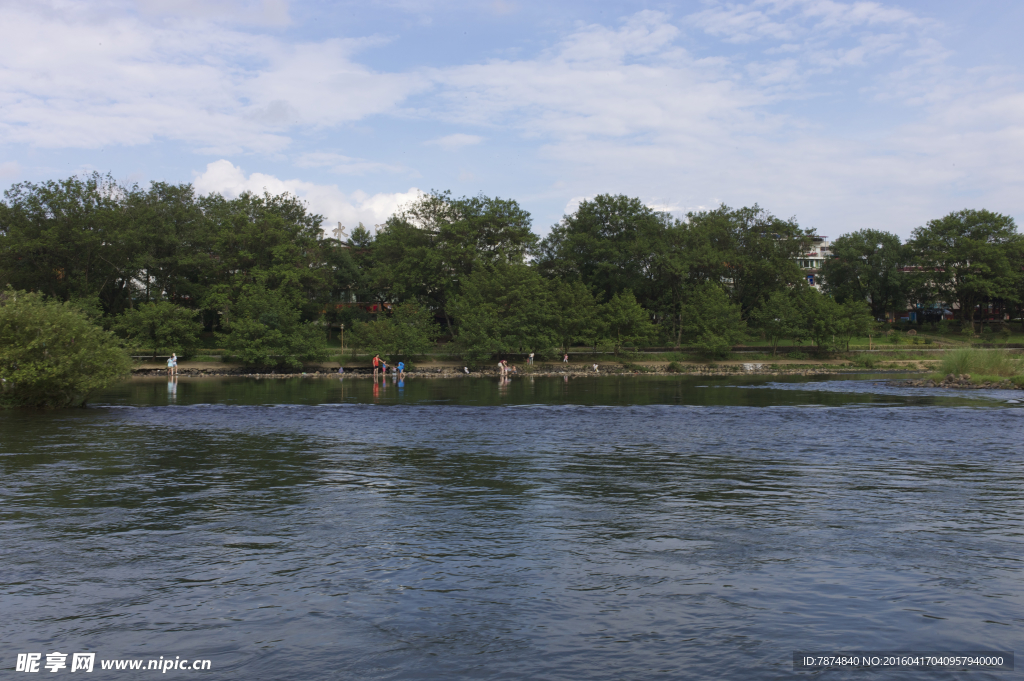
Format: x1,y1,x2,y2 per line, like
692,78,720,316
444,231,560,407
2,0,1023,240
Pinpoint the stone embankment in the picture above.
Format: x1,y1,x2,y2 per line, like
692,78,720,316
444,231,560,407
135,363,853,379
890,374,1024,390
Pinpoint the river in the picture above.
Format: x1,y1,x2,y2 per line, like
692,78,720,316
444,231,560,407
1,375,1020,679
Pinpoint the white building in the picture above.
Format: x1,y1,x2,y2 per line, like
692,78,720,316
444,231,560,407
796,236,831,290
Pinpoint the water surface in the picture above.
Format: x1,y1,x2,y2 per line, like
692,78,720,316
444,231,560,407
1,375,1020,679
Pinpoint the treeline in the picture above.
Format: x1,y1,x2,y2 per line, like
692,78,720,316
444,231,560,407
2,173,1023,368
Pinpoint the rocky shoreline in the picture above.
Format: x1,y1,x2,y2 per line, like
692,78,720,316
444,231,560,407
134,364,865,379
889,374,1024,390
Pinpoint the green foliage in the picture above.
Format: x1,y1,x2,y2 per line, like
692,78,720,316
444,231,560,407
351,303,439,358
0,289,132,408
538,195,670,309
820,229,909,319
910,209,1023,325
447,262,555,360
113,301,202,358
220,281,328,370
939,348,1022,377
666,361,685,373
850,354,876,369
680,282,747,358
602,289,655,354
749,290,804,356
550,279,602,353
369,191,537,328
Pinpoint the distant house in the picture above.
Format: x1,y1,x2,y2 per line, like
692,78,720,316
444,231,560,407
795,235,831,290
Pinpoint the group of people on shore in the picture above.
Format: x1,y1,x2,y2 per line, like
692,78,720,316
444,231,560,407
371,354,406,381
497,360,520,376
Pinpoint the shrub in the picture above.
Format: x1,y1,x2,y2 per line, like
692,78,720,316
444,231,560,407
938,347,1022,378
0,289,132,408
113,301,202,359
851,354,876,369
221,281,328,370
786,351,808,360
666,361,684,373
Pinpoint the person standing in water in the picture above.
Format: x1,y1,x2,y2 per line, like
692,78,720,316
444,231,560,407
372,354,381,379
166,353,178,377
397,361,406,380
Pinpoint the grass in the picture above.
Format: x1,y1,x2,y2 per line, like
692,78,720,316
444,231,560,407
934,347,1023,379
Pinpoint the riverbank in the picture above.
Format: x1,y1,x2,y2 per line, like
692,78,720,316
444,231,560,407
890,374,1024,391
133,357,915,380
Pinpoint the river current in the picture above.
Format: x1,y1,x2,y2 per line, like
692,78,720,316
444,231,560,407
1,375,1021,679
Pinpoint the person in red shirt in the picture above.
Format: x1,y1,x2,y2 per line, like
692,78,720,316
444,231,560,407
372,354,380,379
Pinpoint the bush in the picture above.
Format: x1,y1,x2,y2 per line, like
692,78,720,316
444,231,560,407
666,361,684,373
938,347,1022,378
0,289,133,408
113,301,202,359
221,282,328,370
786,351,808,360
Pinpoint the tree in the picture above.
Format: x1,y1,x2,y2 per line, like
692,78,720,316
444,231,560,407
834,299,875,351
537,195,670,310
820,229,909,320
113,301,202,359
351,302,439,358
682,205,808,317
793,290,871,353
550,280,602,353
0,288,132,408
749,290,805,356
447,262,554,360
0,173,149,315
680,282,747,358
221,280,328,370
602,289,655,355
910,210,1023,328
369,191,537,330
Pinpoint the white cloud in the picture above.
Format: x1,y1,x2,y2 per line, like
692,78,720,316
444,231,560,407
2,0,1023,238
192,160,422,230
0,1,425,153
135,0,291,26
0,161,20,181
424,133,484,149
293,152,409,176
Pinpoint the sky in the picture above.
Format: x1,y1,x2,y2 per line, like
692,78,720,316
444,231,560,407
2,0,1023,241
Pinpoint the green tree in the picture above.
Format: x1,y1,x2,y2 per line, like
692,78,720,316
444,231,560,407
113,301,202,359
833,299,875,351
351,302,439,358
602,289,655,355
550,280,602,353
538,195,670,311
749,290,804,356
221,280,328,370
447,262,554,360
0,173,148,315
820,229,909,320
370,191,537,330
680,282,747,358
794,290,871,354
0,288,132,408
701,205,807,316
910,209,1023,328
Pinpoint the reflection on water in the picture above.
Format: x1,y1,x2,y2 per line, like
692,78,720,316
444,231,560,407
0,376,1020,680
